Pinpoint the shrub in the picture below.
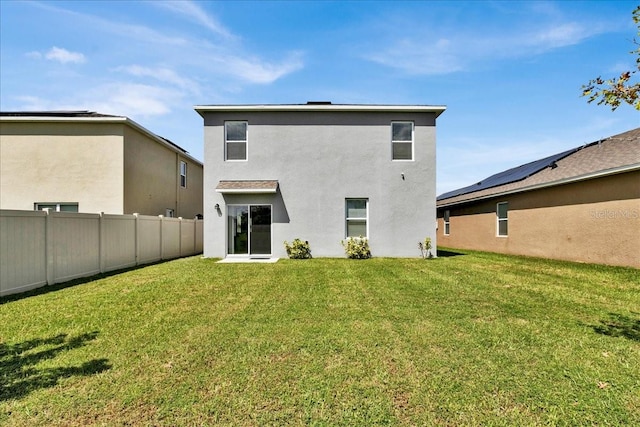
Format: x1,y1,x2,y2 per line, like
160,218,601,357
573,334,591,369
341,237,372,259
284,239,312,259
418,237,433,259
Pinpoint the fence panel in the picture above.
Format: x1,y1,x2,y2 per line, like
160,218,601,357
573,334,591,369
51,212,101,283
0,210,203,296
137,215,162,264
162,217,181,260
103,214,136,272
195,220,204,254
180,219,196,256
0,210,47,296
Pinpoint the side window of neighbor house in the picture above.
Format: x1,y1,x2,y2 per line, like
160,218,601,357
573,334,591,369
180,161,187,188
35,203,78,212
497,202,508,236
391,121,414,160
346,199,368,238
225,121,248,161
444,209,450,235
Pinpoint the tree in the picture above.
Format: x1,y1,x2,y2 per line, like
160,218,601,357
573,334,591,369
581,6,640,111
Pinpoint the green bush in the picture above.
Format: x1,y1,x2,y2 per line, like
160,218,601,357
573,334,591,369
418,237,433,259
341,237,372,259
284,239,312,259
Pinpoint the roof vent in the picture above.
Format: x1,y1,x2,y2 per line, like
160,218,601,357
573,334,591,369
306,101,332,105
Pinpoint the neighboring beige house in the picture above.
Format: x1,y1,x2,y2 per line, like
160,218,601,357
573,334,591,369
0,111,203,218
436,128,639,268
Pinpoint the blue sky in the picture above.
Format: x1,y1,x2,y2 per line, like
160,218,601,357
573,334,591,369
1,0,638,195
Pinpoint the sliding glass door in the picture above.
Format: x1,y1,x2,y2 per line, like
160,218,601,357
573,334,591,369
227,205,271,255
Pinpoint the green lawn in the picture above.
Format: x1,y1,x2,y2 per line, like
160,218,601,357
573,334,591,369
1,250,639,426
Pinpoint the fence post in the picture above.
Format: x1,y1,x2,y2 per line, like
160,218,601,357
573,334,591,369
44,208,54,285
99,212,105,273
194,216,198,255
134,213,140,266
159,215,165,260
178,217,183,257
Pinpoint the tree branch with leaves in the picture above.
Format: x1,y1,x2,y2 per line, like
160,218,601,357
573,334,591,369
581,6,640,111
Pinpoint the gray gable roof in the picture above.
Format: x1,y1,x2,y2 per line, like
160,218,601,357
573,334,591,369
437,128,640,207
0,110,119,118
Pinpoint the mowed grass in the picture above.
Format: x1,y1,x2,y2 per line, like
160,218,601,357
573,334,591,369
1,250,639,426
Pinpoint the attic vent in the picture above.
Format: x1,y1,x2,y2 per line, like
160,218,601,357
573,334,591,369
306,101,332,105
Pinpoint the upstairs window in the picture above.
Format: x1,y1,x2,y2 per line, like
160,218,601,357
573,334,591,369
180,161,187,188
391,121,414,160
346,199,368,238
497,202,508,237
225,121,248,161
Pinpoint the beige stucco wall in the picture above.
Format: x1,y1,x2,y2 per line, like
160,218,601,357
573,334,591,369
0,122,124,214
178,154,203,218
437,171,640,268
123,126,203,218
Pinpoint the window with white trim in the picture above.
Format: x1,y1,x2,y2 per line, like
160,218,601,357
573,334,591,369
497,202,508,236
225,121,248,161
35,203,78,212
180,161,187,188
345,199,368,238
391,121,414,160
444,209,450,235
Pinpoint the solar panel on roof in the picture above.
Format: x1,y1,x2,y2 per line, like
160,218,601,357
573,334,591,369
437,147,579,201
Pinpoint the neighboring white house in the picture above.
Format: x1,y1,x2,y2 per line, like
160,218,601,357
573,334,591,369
0,111,203,218
195,102,446,258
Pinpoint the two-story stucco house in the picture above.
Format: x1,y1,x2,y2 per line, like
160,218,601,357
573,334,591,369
195,102,446,259
0,111,203,218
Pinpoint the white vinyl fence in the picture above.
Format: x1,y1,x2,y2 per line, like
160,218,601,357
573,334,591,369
0,210,203,296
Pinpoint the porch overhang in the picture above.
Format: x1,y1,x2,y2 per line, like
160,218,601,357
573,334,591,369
215,180,279,194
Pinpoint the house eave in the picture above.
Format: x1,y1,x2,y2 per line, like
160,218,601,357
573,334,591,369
437,163,640,209
194,104,447,118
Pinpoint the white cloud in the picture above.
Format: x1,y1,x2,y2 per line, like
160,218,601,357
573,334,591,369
366,38,464,75
220,51,305,84
45,46,86,64
24,47,86,64
29,1,302,85
525,22,598,52
25,51,42,59
11,83,183,119
13,95,54,111
154,1,233,38
87,83,182,118
114,65,200,94
365,13,607,75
